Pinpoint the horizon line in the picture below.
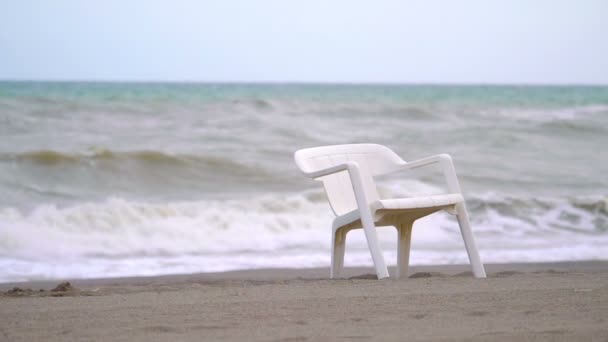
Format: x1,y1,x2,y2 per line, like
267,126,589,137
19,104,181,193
1,79,607,87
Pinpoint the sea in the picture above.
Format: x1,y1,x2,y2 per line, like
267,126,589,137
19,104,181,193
0,81,607,283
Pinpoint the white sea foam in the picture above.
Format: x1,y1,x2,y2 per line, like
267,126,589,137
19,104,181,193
0,185,606,283
483,104,608,122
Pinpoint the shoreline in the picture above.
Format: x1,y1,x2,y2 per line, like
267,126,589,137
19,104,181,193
2,260,607,290
1,261,607,341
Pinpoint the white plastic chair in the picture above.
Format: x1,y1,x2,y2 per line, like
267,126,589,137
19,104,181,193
294,143,486,280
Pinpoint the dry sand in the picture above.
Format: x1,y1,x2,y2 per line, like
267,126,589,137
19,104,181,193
1,262,607,341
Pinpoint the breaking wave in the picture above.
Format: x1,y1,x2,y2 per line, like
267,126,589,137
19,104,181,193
4,149,244,168
0,190,606,282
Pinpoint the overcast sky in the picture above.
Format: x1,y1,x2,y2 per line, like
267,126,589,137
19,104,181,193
1,0,607,84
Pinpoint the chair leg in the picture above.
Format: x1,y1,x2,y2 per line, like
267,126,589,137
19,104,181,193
361,220,390,279
331,228,346,279
455,203,487,278
396,221,413,279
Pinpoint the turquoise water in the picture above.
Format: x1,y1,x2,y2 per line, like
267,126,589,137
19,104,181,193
0,82,607,282
3,82,608,106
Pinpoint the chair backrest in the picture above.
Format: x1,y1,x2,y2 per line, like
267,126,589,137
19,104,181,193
294,144,405,216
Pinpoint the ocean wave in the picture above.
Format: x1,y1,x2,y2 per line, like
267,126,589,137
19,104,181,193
0,191,607,282
0,192,606,256
467,194,608,236
2,149,253,170
0,149,281,203
485,104,608,123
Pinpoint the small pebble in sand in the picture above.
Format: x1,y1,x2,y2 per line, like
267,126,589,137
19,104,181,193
51,282,76,292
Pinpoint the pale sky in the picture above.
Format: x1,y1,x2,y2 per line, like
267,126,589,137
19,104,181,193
1,0,607,84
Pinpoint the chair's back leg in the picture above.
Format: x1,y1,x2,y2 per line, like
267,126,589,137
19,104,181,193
455,203,487,278
396,221,414,279
331,228,347,279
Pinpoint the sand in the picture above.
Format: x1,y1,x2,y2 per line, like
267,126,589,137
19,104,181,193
1,262,607,341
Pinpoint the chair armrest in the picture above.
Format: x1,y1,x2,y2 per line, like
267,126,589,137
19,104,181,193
400,154,450,170
300,162,358,179
399,154,463,193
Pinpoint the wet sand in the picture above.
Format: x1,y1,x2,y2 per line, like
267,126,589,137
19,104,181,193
1,262,607,341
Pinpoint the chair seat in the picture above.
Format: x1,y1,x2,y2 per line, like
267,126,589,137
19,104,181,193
375,193,464,210
334,193,464,229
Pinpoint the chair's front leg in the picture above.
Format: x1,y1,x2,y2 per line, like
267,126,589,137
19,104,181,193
455,203,487,278
361,219,390,279
347,163,390,279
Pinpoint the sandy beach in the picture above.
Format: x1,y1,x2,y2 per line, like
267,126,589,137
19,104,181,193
1,261,607,341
